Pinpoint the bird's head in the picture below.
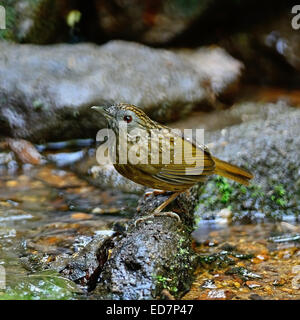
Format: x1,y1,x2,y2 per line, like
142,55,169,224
92,103,156,134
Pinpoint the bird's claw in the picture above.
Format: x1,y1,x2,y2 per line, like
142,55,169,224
144,189,168,199
134,211,181,227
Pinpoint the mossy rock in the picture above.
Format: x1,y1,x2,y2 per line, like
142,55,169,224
195,102,300,222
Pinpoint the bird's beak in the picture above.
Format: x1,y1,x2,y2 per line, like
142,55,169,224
91,106,113,120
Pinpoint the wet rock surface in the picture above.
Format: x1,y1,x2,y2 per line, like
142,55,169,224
60,187,201,300
0,40,242,142
93,217,195,300
194,102,300,221
72,155,144,194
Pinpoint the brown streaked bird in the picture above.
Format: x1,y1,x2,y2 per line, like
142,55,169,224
92,103,253,217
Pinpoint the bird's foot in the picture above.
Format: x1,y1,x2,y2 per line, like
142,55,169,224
153,211,181,222
134,211,181,227
144,189,168,199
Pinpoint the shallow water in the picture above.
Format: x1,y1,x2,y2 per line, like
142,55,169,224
0,162,138,299
0,161,298,299
0,109,299,299
184,219,300,300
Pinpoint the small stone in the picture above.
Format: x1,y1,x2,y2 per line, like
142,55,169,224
6,180,18,188
272,278,286,286
92,207,104,214
201,279,217,289
251,258,263,264
206,289,235,300
6,138,42,165
246,281,261,289
218,208,232,219
71,213,93,220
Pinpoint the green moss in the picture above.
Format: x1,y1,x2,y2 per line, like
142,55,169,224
153,230,196,297
239,186,247,194
249,184,264,198
197,177,234,209
154,275,174,291
0,270,80,300
216,177,233,203
33,99,44,110
195,175,294,221
270,184,288,208
274,184,286,197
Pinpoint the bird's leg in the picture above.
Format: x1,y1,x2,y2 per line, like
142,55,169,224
135,192,181,226
153,192,181,214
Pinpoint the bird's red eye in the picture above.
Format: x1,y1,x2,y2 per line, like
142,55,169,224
123,115,132,123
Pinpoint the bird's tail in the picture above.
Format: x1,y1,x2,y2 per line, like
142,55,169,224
213,157,253,186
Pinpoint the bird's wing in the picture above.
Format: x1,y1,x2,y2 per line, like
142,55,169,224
151,134,216,186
